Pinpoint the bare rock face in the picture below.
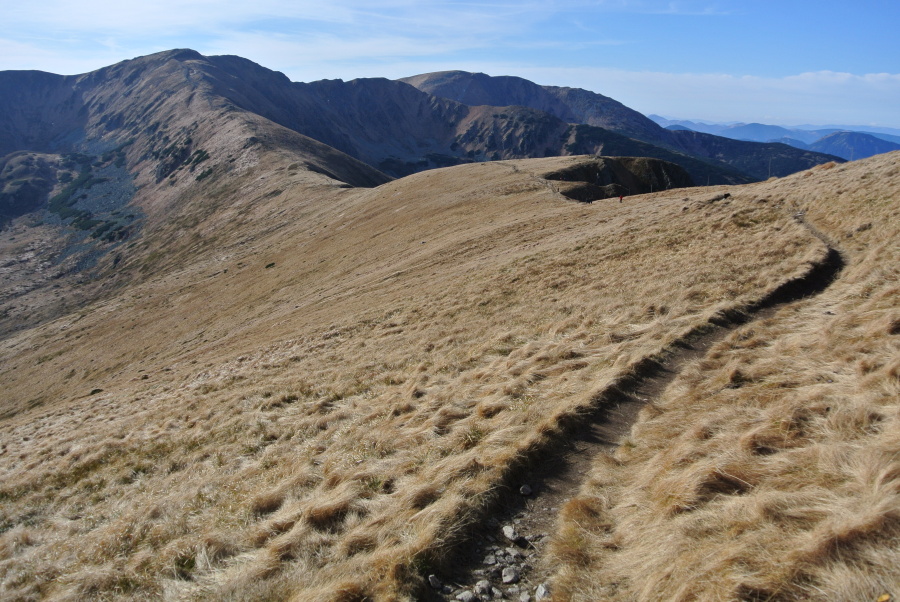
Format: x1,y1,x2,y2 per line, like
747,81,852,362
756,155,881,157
502,566,521,584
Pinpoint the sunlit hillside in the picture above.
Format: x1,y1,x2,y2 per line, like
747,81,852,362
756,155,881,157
552,153,900,601
0,150,898,601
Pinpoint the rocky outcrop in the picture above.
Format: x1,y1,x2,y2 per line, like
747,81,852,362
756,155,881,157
542,156,694,202
0,152,59,224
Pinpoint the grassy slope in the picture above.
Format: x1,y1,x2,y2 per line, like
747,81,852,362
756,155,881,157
551,153,900,601
0,153,895,600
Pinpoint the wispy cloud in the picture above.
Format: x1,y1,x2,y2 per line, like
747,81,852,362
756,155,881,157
201,30,491,81
501,66,900,126
1,0,547,73
7,1,357,34
1,1,897,126
4,0,544,39
553,0,733,16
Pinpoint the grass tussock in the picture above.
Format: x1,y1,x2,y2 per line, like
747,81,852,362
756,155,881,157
0,153,897,599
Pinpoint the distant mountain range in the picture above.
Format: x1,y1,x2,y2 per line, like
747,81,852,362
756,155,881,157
401,70,842,182
5,49,730,334
1,52,850,238
649,115,900,160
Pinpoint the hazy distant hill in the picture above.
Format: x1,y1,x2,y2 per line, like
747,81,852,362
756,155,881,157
720,123,799,142
809,130,900,160
651,115,731,135
770,136,810,149
650,115,900,160
869,132,900,145
650,115,834,143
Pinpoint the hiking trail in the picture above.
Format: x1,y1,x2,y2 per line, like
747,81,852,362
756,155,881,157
428,210,845,602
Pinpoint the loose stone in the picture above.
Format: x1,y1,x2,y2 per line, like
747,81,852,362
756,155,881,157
474,580,492,596
502,566,520,584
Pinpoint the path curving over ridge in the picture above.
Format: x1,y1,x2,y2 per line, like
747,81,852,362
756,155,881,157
429,213,846,601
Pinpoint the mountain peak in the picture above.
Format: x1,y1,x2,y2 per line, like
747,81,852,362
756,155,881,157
139,47,206,64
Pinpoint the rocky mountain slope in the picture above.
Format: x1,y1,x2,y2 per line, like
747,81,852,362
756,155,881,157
400,70,843,180
0,49,391,334
0,152,60,225
398,70,664,143
193,56,746,184
0,49,741,335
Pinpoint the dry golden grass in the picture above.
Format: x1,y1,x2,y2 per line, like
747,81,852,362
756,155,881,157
549,152,900,601
0,151,895,600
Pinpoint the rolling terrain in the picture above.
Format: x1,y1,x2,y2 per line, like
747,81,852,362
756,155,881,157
0,50,898,601
0,51,845,341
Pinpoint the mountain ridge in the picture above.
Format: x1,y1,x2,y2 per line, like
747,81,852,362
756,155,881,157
400,69,843,179
1,51,843,192
0,50,850,333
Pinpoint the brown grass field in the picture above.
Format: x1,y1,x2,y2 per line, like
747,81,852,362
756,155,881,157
0,151,897,600
550,154,900,601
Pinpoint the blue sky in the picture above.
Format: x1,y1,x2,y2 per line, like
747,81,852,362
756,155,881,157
2,0,898,127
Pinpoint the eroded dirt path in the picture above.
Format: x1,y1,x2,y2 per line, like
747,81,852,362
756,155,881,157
430,214,845,602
